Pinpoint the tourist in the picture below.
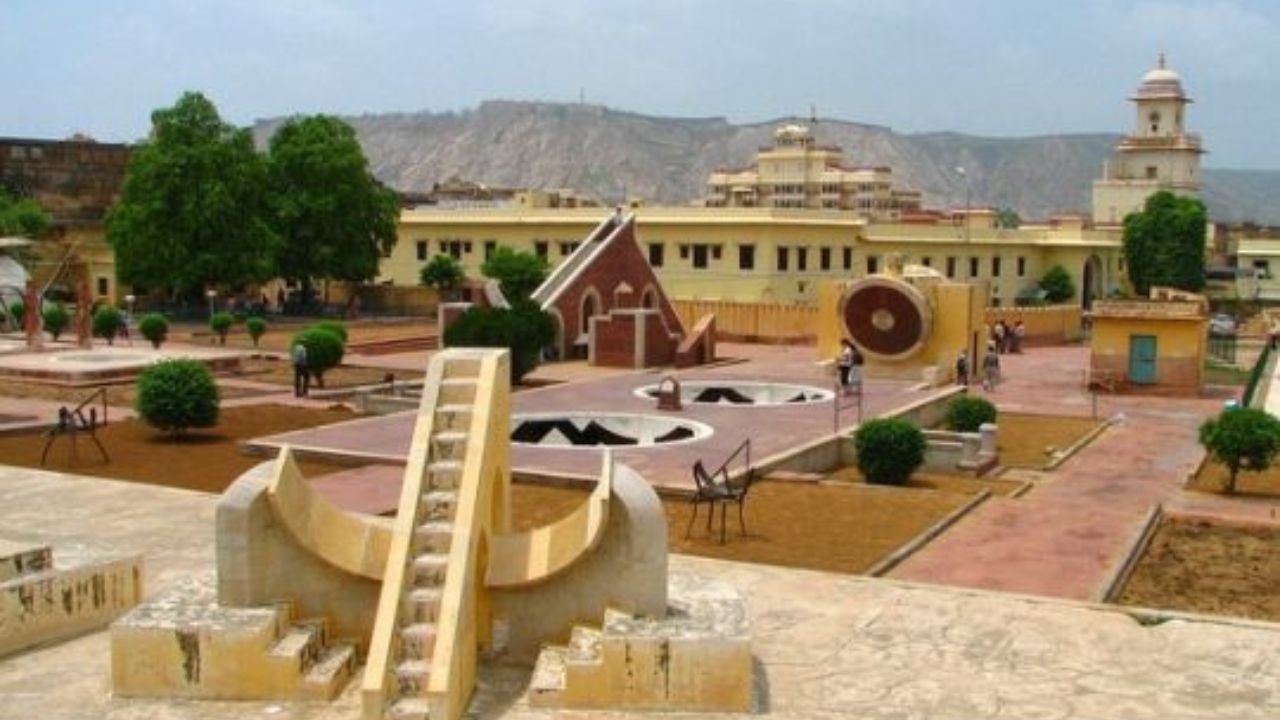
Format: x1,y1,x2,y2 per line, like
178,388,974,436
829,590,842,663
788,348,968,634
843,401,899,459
837,339,855,394
993,321,1006,354
1012,321,1026,353
291,342,309,397
982,343,1000,391
955,350,969,386
848,342,864,393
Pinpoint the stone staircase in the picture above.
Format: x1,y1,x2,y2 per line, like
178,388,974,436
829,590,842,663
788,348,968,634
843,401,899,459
528,575,753,713
1,537,142,658
367,355,484,720
111,576,357,701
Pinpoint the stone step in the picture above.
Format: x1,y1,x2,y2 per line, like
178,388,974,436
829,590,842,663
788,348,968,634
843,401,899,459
298,642,356,702
430,431,469,462
394,658,432,697
566,624,602,664
403,587,443,625
412,553,450,586
528,645,567,707
426,460,463,490
434,403,473,432
398,622,437,661
438,378,477,405
413,521,454,555
386,695,431,720
267,624,321,671
0,539,52,583
419,490,457,522
443,356,483,378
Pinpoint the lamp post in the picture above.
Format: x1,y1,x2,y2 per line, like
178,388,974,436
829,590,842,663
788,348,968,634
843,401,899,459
124,294,136,347
955,166,970,242
206,289,218,321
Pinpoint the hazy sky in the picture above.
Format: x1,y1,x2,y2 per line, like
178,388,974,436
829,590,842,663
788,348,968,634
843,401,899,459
4,0,1278,168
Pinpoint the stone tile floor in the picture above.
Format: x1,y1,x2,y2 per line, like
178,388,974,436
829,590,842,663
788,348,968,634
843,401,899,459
0,465,1276,720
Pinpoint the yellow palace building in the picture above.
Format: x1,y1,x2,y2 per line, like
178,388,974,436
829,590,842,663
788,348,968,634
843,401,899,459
386,56,1212,311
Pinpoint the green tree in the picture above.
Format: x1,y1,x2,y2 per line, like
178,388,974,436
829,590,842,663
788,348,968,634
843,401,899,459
946,395,998,432
481,248,547,302
42,303,70,341
1199,407,1280,495
209,311,234,345
1039,264,1075,303
135,359,220,434
1122,190,1207,296
995,208,1021,230
420,254,466,299
245,317,267,348
93,306,124,345
266,115,398,301
139,313,169,348
443,301,555,383
106,92,278,299
292,326,346,387
853,418,925,486
0,189,52,238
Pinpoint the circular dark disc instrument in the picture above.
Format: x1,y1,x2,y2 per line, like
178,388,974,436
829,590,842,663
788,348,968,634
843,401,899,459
841,278,931,359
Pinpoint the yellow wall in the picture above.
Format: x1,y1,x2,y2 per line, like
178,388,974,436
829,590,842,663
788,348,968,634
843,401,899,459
1090,316,1205,389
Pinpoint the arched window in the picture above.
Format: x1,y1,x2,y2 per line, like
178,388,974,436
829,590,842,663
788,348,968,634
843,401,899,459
641,286,658,309
1148,111,1161,133
580,290,599,337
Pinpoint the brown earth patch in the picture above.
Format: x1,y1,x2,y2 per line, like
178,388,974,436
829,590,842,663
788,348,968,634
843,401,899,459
237,357,422,390
824,466,1022,496
0,377,271,408
1114,519,1280,623
0,404,358,493
997,412,1105,468
509,478,976,575
1188,458,1280,497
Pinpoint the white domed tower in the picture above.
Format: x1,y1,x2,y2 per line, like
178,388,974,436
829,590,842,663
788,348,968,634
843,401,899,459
1091,53,1205,224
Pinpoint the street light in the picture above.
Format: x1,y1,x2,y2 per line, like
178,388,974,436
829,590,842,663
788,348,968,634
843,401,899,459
206,289,218,321
954,166,970,242
124,294,136,347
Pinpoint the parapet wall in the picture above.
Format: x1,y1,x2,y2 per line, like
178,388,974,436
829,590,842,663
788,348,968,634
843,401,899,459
984,305,1082,344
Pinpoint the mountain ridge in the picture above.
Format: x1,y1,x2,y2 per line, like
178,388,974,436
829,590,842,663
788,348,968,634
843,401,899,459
252,100,1280,224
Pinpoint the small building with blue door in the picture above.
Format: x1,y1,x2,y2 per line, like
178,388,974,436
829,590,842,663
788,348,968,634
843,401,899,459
1089,291,1207,394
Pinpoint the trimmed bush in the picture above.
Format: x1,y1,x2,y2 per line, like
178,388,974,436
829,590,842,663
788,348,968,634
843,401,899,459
292,328,345,387
210,311,234,345
246,317,267,348
8,300,24,328
42,303,70,340
420,254,465,298
93,306,124,345
854,418,925,486
139,313,169,349
945,395,998,433
1200,407,1280,495
135,358,220,433
443,300,555,383
313,320,348,343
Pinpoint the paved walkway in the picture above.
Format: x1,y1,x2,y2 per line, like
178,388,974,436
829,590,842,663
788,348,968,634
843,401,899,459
0,466,1275,720
893,346,1232,600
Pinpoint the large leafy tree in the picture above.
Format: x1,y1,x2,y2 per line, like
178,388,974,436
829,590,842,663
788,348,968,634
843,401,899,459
481,247,547,302
266,115,398,300
106,92,278,297
1039,264,1075,303
0,189,52,238
1122,190,1207,297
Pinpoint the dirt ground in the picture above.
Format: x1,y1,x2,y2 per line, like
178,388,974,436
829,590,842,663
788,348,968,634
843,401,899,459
0,377,268,409
173,318,436,353
508,478,976,574
1115,519,1280,623
237,357,422,390
824,466,1023,496
997,412,1105,468
1187,458,1280,497
0,404,357,493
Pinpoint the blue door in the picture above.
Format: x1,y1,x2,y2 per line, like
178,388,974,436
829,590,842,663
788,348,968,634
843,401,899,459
1129,335,1157,385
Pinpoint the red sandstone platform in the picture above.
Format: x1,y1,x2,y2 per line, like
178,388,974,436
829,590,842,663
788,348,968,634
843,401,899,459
257,344,945,493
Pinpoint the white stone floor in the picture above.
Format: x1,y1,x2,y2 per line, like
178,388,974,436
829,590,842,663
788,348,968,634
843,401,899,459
0,465,1276,720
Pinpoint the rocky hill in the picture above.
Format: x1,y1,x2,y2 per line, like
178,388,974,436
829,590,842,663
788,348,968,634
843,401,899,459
253,100,1280,224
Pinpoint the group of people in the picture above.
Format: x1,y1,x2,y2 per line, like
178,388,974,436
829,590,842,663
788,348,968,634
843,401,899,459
990,319,1025,355
956,346,1002,391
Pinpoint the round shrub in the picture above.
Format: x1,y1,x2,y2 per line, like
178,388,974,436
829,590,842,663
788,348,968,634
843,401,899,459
292,328,345,387
93,306,124,345
8,300,25,328
443,300,554,383
210,311,234,345
854,418,925,486
139,313,169,349
246,317,267,348
312,320,348,344
946,395,998,433
135,359,220,433
42,303,70,340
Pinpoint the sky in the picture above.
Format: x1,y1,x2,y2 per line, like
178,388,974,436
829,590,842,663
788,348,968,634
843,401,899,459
3,0,1278,169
